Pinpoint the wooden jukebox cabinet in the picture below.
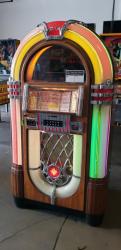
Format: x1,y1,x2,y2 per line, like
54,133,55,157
8,21,114,226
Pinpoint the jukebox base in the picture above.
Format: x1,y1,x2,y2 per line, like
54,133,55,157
12,165,104,226
86,214,104,227
13,196,104,226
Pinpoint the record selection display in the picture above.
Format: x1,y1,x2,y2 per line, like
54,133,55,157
27,87,83,114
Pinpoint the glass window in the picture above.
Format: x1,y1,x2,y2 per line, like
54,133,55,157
30,45,86,83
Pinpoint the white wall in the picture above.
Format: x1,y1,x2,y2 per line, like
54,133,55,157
114,0,121,19
0,0,115,40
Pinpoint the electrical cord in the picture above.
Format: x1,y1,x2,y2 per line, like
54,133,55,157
52,215,69,250
111,0,116,32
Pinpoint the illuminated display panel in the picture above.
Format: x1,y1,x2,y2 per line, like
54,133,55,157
43,120,63,127
23,85,83,114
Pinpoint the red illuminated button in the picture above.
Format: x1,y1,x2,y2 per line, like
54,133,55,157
48,166,60,179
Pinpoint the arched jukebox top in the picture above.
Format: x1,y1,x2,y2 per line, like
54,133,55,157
10,20,113,82
8,20,114,189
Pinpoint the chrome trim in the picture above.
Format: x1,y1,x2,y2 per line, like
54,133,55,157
91,100,112,105
38,20,87,40
7,77,21,99
91,82,113,90
22,83,29,112
91,93,113,97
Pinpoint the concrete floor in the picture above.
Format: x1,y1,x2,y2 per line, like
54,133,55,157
0,107,121,250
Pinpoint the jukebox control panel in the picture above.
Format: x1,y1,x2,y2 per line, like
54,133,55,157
24,113,83,134
22,84,84,134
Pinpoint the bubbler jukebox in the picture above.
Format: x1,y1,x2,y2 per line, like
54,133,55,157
8,20,114,226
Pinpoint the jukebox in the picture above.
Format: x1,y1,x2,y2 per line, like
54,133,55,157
8,20,114,226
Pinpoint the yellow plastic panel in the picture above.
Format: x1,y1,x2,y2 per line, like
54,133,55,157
64,30,103,84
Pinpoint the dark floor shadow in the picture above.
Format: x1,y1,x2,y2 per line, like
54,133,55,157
102,189,121,229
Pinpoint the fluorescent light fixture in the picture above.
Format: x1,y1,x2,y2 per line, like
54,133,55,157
0,0,13,3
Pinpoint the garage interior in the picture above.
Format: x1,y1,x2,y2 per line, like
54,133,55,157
0,107,121,249
0,1,121,250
